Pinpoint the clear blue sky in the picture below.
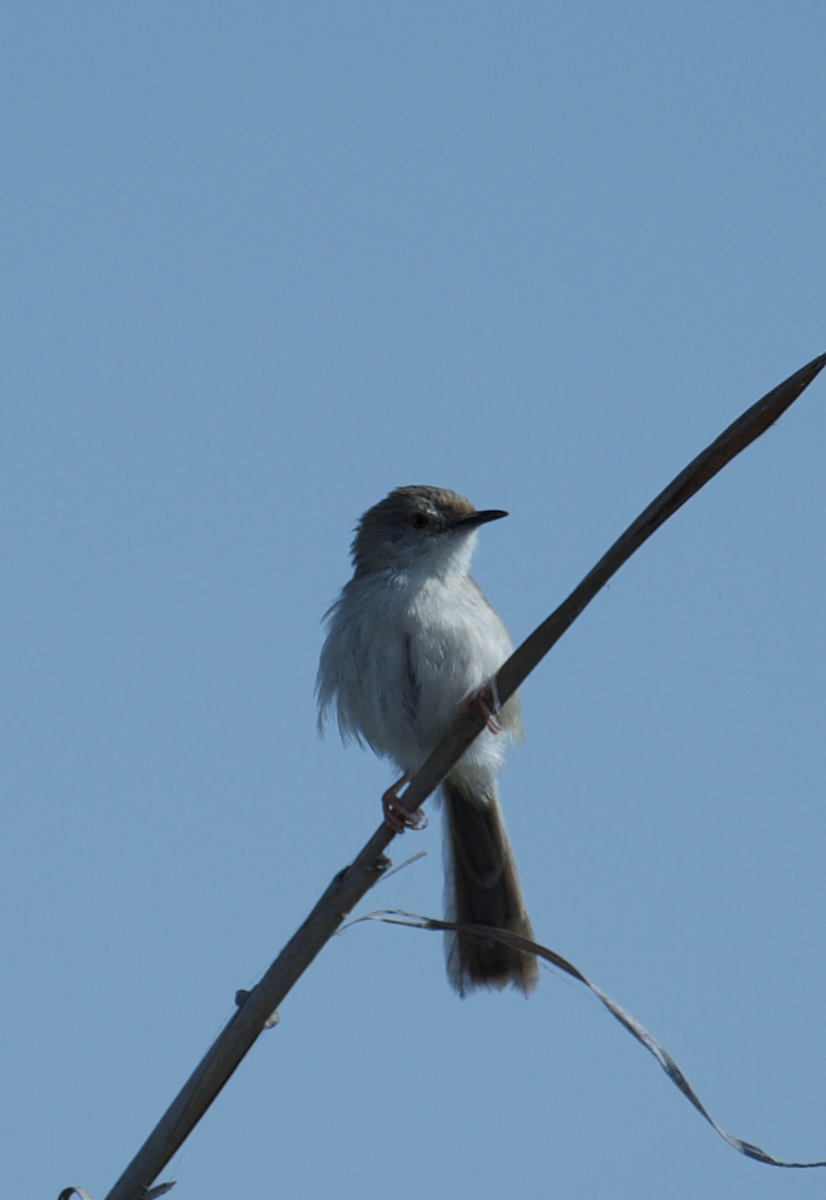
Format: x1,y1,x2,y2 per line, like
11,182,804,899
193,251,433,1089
2,4,825,1198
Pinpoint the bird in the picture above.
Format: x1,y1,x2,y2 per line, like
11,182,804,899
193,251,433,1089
316,485,538,997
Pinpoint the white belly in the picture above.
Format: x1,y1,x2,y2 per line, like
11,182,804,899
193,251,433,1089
317,567,518,785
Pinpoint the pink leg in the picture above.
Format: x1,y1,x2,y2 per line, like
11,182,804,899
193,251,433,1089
381,772,425,833
462,685,501,734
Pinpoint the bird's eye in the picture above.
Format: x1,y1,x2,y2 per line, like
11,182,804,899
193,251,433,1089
411,512,430,529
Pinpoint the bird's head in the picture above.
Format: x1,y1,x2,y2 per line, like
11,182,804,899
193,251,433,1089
351,485,508,577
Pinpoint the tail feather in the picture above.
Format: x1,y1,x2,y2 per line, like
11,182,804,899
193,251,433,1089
443,778,538,997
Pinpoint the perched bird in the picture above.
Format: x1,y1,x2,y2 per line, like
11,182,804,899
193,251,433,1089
317,485,537,997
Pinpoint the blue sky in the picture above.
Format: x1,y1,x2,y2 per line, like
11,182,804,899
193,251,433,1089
2,4,825,1198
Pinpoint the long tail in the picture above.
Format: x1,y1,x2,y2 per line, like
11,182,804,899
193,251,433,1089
443,777,538,997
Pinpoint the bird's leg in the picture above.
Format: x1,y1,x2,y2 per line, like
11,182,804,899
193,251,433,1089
461,684,501,734
381,772,426,833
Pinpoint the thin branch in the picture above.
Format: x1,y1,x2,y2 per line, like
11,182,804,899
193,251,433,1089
101,352,825,1200
354,910,826,1169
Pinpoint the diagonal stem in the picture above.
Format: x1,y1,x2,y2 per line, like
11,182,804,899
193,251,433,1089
102,351,825,1200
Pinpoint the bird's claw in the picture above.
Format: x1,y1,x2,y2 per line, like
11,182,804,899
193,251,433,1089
382,776,426,833
462,685,501,734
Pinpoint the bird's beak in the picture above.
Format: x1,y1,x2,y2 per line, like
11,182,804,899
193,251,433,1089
448,509,508,530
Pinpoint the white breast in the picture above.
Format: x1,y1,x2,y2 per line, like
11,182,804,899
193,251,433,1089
317,565,518,784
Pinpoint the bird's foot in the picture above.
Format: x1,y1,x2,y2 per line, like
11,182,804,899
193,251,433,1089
462,684,501,734
381,773,426,833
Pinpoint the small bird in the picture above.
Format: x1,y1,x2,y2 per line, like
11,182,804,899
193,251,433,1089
317,485,537,996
